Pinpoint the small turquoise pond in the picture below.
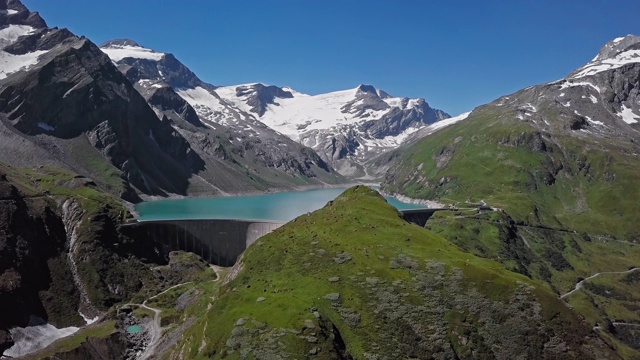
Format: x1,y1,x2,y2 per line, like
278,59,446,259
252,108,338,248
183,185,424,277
126,325,144,334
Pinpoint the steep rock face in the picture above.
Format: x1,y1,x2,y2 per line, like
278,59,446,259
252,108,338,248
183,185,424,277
216,83,450,177
0,173,81,331
235,83,294,116
0,2,208,200
100,40,344,190
0,163,173,357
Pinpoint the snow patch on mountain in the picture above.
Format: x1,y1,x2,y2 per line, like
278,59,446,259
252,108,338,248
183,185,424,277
619,104,640,124
559,80,601,93
428,111,471,131
100,44,165,62
0,49,47,79
176,86,236,127
0,24,35,47
572,49,640,78
216,84,437,141
255,87,359,139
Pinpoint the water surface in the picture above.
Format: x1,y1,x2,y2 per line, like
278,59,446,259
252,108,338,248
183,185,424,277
126,325,144,334
136,187,424,222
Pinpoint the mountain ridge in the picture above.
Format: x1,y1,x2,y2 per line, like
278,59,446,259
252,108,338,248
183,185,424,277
99,39,450,178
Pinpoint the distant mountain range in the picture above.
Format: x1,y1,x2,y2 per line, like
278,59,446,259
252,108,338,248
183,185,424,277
0,7,347,202
100,40,450,178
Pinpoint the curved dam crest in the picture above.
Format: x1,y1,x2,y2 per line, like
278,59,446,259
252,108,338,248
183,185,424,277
127,188,443,266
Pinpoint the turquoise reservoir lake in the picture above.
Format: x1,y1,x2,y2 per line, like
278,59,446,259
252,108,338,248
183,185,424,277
136,187,424,222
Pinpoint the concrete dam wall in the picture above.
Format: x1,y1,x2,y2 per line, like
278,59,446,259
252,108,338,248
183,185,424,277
121,219,284,267
120,209,445,267
401,208,446,227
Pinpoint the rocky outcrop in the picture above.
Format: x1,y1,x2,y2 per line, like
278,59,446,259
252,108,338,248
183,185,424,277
235,83,294,116
0,172,83,332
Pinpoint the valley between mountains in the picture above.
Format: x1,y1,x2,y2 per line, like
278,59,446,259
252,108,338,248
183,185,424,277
1,0,640,359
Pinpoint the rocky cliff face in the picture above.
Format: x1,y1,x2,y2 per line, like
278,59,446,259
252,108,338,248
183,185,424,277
0,172,79,352
0,2,209,200
0,163,179,357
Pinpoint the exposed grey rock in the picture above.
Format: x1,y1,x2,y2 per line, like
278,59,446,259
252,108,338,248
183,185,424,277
323,293,341,302
333,252,352,264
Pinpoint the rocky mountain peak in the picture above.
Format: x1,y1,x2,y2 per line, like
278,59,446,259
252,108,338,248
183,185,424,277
100,39,207,90
377,89,392,99
356,84,378,95
235,83,294,116
593,34,640,62
100,38,142,48
570,34,640,78
0,0,47,29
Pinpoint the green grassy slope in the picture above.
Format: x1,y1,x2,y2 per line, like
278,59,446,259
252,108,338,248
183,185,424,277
163,186,614,359
382,105,640,239
379,101,640,357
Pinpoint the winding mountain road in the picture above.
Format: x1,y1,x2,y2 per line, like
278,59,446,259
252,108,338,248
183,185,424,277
126,282,193,360
560,267,640,299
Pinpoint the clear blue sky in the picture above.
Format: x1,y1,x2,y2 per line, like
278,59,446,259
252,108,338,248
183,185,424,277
23,0,640,115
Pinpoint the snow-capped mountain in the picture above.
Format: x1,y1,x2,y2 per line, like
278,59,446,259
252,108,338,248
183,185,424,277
100,39,448,178
216,83,450,177
99,40,344,185
0,0,49,80
486,34,640,136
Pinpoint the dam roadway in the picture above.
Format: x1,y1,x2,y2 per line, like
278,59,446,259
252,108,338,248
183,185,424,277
121,208,445,267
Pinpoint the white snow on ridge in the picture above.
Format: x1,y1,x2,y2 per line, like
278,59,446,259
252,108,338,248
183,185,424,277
215,84,425,140
427,111,471,131
0,49,48,80
572,49,640,79
260,88,359,138
214,84,269,114
0,24,35,48
559,80,601,93
101,44,165,62
176,86,228,125
0,9,18,15
361,127,419,149
618,104,640,124
585,116,604,126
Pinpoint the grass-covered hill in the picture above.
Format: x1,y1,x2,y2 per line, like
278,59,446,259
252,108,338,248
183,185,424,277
159,186,614,359
377,36,640,357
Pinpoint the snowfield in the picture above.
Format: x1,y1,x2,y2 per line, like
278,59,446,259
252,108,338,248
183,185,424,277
100,44,165,62
573,49,640,79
